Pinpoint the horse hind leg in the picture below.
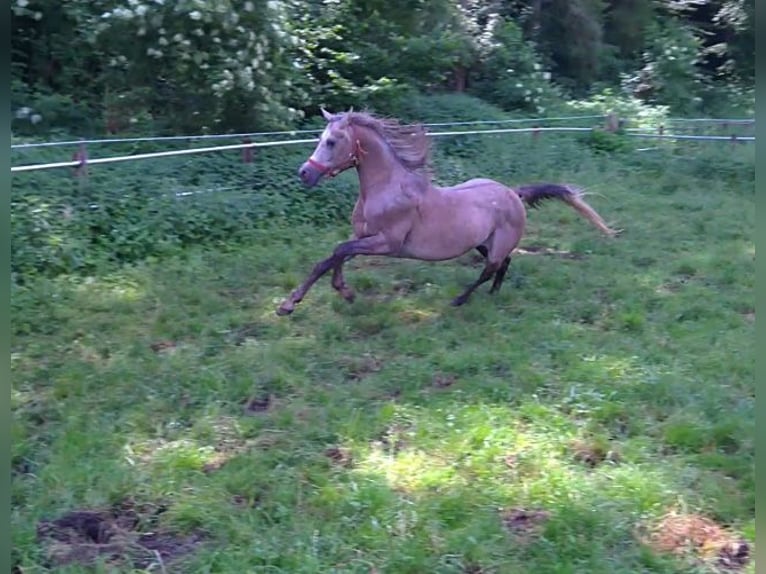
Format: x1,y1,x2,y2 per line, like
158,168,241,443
470,245,511,297
484,225,522,298
452,230,517,306
489,256,511,294
451,261,499,306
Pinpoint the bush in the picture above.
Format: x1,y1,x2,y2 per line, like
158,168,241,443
469,19,562,114
620,19,705,116
12,79,99,137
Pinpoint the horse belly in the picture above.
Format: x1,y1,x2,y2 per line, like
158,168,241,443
400,208,490,261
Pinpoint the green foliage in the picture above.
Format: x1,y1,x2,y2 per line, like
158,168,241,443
470,19,560,114
537,0,606,92
11,137,360,279
712,0,754,82
621,18,705,114
10,0,754,136
565,88,668,130
92,0,304,132
603,0,655,62
11,79,99,137
580,129,632,155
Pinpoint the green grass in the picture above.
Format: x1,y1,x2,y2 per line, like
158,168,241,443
11,137,754,573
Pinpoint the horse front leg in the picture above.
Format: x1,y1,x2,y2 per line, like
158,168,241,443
330,197,369,303
331,255,356,302
277,233,392,316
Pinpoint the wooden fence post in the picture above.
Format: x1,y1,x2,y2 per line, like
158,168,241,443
242,137,253,163
72,141,88,180
605,112,619,132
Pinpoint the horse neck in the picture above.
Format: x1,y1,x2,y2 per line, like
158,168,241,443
352,125,412,199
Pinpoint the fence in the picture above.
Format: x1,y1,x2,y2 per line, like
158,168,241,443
10,114,755,174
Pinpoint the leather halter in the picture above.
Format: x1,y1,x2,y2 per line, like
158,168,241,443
307,125,366,178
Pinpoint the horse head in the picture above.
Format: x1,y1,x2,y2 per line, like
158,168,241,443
298,107,361,187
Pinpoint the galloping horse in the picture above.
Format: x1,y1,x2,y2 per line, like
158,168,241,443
276,108,618,316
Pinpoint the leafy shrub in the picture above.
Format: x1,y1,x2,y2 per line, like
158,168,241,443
470,19,561,114
565,88,668,131
580,130,632,155
620,19,705,115
12,79,99,137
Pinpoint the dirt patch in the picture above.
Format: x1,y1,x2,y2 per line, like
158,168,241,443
229,322,268,346
656,279,689,295
637,511,751,571
373,387,402,401
202,451,233,474
569,438,620,468
432,373,457,389
36,501,205,571
341,353,383,381
501,508,551,544
231,493,262,508
374,424,409,455
324,446,354,468
392,278,419,295
503,454,520,470
196,417,264,474
150,340,177,354
243,393,274,414
741,311,754,323
397,309,437,323
518,244,586,260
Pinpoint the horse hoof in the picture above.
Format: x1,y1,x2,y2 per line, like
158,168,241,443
276,302,295,316
450,296,467,307
342,289,356,303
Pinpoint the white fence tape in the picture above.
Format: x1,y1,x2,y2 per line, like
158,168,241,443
10,114,609,150
11,125,754,174
664,117,754,124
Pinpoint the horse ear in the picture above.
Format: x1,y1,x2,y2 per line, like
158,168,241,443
320,106,334,121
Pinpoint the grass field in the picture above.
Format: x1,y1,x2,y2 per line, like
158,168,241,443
11,134,755,573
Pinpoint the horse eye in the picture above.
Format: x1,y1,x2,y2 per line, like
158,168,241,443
326,139,336,149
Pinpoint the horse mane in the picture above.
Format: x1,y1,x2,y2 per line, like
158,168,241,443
343,111,432,177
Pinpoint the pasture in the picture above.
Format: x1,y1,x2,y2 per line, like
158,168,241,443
11,124,755,573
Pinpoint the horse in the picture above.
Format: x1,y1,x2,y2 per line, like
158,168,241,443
276,108,618,316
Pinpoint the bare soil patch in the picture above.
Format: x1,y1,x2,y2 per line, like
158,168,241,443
341,353,384,381
501,508,551,544
324,446,354,468
432,373,457,389
150,340,177,353
637,511,751,571
569,438,621,468
36,500,205,571
517,244,587,260
243,393,274,414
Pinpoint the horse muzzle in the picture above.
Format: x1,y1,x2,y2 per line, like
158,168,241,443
298,162,324,187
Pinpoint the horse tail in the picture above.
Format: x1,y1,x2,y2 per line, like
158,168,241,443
515,183,620,237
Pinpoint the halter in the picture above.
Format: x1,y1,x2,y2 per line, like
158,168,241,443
307,125,367,178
